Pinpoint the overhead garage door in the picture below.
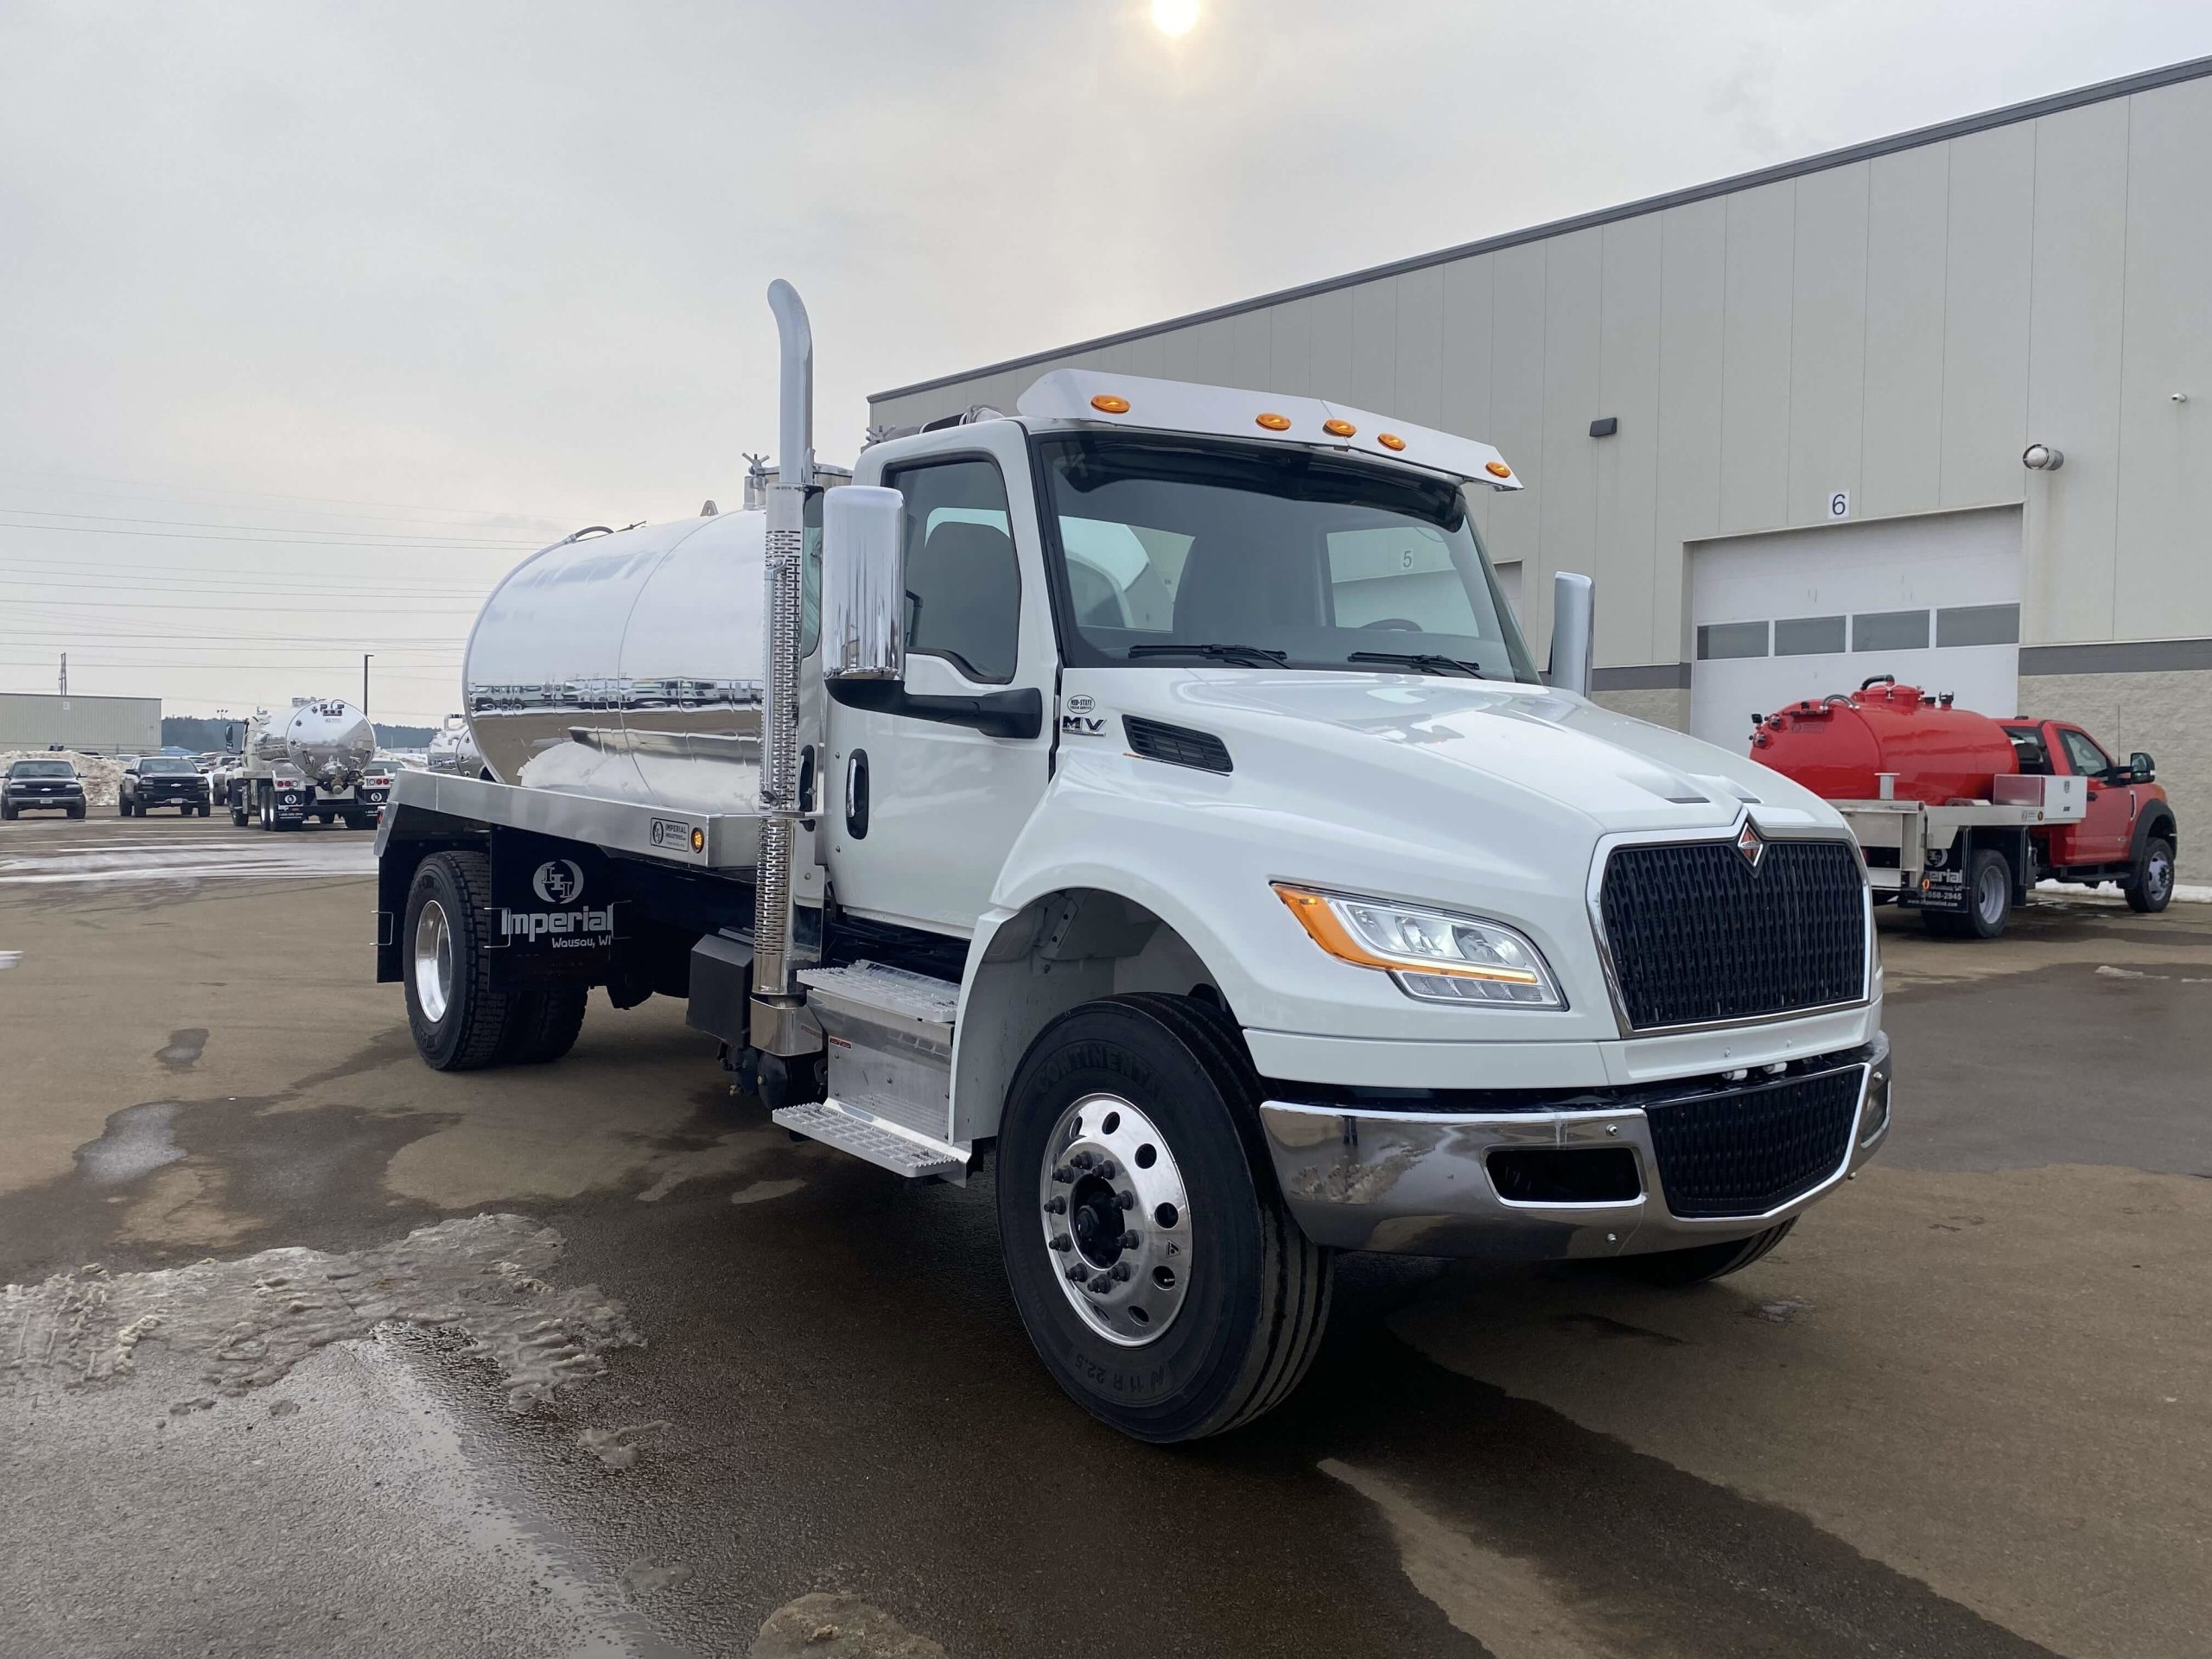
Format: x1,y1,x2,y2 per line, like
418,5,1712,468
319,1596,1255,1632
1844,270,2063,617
1688,507,2022,749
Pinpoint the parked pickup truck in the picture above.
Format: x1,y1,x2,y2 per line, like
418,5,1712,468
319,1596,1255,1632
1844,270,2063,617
373,283,1893,1440
2,758,87,820
120,756,213,817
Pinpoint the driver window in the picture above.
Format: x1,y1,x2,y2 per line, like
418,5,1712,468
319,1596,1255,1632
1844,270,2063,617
884,458,1020,683
2060,729,2113,777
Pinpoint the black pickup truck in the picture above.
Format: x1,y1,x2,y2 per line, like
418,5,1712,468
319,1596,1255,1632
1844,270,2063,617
120,757,213,817
2,758,89,820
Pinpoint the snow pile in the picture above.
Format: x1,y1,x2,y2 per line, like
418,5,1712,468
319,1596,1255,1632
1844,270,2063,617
0,749,125,806
2035,877,2212,906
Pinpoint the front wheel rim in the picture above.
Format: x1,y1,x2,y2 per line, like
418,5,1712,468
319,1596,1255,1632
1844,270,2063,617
1039,1093,1193,1347
2148,852,2174,904
413,899,454,1023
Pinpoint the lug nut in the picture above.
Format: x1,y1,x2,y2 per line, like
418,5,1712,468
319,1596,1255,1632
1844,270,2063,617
1052,1166,1072,1184
1066,1265,1087,1282
1088,1274,1113,1294
1095,1159,1116,1179
1044,1196,1066,1214
1071,1152,1092,1170
1116,1191,1134,1210
1050,1234,1072,1252
1110,1262,1132,1281
1120,1230,1139,1249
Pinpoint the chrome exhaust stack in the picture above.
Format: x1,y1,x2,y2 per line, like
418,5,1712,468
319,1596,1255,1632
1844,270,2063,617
750,278,817,1052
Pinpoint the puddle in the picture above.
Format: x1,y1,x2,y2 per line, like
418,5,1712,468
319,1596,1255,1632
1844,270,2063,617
579,1419,671,1470
156,1028,208,1071
1,1213,637,1411
73,1103,188,1185
752,1592,947,1658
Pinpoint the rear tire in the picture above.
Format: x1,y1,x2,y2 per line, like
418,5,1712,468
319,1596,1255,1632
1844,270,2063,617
0,802,14,822
499,983,588,1064
1610,1220,1796,1287
1923,848,2009,939
995,993,1332,1442
403,851,518,1071
2126,835,2176,914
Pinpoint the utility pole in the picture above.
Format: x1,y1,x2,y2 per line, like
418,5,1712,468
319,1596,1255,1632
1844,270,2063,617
58,652,67,696
362,653,372,715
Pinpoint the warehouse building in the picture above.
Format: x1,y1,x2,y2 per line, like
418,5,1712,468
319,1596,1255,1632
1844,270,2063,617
872,58,2212,876
0,692,162,755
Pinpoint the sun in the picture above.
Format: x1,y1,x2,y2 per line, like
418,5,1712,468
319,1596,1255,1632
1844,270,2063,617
1151,0,1199,36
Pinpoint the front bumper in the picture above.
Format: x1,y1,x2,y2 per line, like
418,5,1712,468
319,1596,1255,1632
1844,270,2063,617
1259,1034,1890,1257
5,791,83,810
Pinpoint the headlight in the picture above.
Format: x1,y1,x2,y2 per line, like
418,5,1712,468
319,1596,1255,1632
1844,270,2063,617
1272,884,1564,1007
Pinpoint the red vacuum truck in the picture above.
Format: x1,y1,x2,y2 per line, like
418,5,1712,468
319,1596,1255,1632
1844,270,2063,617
1751,677,2178,938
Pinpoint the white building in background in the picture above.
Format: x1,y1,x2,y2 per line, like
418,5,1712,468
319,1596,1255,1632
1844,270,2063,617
872,57,2212,874
0,691,162,755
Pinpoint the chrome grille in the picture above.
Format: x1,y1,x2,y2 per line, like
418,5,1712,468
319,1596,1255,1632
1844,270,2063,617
1599,836,1865,1031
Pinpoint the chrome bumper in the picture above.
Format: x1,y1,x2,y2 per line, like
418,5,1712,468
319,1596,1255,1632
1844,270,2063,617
1258,1035,1891,1257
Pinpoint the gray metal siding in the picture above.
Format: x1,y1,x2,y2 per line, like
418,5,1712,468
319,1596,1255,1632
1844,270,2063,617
874,67,2212,667
0,693,161,753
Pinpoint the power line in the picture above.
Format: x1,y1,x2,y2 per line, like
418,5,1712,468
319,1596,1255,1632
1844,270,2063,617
0,465,574,522
1,595,481,615
0,507,547,543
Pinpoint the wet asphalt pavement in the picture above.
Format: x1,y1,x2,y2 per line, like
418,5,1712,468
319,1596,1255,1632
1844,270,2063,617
2,813,2209,1658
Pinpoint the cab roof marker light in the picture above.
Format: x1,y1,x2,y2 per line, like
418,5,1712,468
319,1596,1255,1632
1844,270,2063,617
1256,412,1293,431
1090,393,1131,414
1377,433,1408,452
1323,418,1357,437
1486,461,1512,479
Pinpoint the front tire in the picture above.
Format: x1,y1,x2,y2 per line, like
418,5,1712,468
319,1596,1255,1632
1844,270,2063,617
2126,835,2176,914
403,851,518,1071
118,797,132,817
995,995,1332,1443
1610,1220,1795,1287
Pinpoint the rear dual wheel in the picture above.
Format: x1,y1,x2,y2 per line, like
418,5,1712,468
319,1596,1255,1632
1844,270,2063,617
995,995,1332,1443
403,851,587,1071
1923,848,2010,939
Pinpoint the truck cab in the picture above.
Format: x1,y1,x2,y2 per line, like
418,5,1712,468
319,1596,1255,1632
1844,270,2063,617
374,285,1891,1440
2004,719,2176,904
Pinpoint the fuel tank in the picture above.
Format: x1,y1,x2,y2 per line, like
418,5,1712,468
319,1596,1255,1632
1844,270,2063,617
250,698,377,789
1751,679,2018,804
462,508,794,816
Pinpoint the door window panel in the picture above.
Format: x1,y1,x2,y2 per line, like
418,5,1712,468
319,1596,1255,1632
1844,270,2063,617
1852,609,1929,652
885,459,1020,683
1773,615,1846,656
2059,728,2113,778
1696,621,1770,660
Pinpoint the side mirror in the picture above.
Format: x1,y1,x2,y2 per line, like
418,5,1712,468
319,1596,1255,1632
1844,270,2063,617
822,486,906,683
2130,751,2156,784
1548,571,1594,697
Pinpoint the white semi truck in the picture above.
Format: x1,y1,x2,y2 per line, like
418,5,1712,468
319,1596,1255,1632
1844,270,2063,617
376,283,1891,1440
228,699,391,830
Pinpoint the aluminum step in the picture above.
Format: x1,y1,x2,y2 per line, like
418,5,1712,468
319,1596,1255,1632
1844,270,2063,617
773,1096,970,1182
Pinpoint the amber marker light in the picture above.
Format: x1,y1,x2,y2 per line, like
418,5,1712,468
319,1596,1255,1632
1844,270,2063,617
690,827,706,854
1255,411,1293,430
1486,460,1512,478
1377,433,1407,451
1090,393,1131,414
1323,417,1356,437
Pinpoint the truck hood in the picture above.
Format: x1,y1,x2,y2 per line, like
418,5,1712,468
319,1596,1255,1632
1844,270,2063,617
1071,668,1839,837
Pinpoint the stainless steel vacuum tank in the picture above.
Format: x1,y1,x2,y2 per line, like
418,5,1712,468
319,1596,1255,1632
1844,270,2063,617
461,508,794,817
250,698,378,789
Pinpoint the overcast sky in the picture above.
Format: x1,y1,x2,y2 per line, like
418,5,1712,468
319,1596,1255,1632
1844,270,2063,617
3,0,2209,729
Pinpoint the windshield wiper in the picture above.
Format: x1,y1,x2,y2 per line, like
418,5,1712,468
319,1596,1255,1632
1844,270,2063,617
1346,650,1488,679
1125,642,1289,667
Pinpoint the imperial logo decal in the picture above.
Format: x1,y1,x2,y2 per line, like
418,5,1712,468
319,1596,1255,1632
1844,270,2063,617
502,859,613,945
531,859,585,904
1735,821,1767,870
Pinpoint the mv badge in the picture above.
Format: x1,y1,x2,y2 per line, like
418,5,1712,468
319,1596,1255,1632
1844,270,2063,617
1060,693,1106,739
502,859,614,947
1735,820,1767,871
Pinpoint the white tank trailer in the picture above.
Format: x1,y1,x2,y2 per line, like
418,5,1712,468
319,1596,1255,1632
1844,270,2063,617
226,697,390,830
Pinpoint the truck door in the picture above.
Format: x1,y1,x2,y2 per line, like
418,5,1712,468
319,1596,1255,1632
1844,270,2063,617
826,425,1057,935
2050,725,2134,867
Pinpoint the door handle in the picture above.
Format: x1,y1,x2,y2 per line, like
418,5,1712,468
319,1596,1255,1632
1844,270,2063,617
844,749,869,840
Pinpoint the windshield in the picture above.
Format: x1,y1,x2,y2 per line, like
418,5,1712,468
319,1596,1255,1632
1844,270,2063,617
141,759,198,775
10,760,74,778
1034,434,1537,682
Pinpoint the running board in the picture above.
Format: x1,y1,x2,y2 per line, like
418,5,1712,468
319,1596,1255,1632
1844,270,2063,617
773,1096,970,1184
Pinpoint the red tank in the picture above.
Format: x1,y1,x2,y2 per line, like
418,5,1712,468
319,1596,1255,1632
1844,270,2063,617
1751,678,2019,805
